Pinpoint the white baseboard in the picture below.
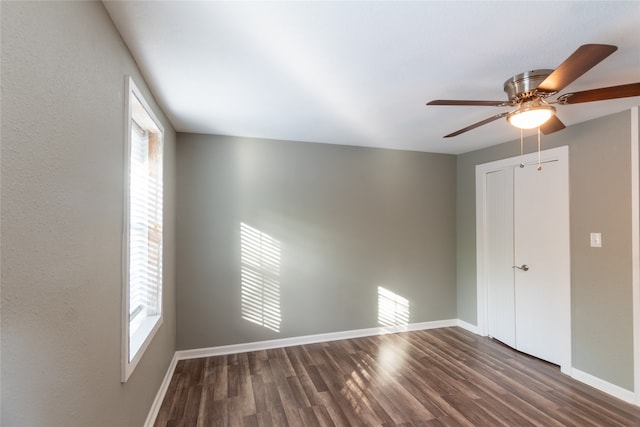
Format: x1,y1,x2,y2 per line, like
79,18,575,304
143,352,178,427
456,318,480,335
571,368,636,405
175,319,458,361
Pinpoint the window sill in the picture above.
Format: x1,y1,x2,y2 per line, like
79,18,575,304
122,314,162,382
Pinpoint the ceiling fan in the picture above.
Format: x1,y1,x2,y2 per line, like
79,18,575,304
427,44,640,138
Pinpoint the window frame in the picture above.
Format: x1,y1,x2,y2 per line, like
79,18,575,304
121,76,165,382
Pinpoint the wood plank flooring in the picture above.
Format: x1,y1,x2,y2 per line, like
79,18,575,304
154,327,640,426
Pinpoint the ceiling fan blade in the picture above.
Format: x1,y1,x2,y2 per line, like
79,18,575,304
540,115,566,135
537,44,618,93
428,99,509,107
444,112,510,138
557,82,640,104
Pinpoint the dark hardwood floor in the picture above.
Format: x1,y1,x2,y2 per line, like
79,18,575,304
154,327,640,426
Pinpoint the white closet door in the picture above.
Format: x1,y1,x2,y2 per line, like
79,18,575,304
485,169,516,348
513,160,571,367
479,146,571,371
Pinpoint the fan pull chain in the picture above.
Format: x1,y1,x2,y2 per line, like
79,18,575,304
537,127,542,171
520,128,525,168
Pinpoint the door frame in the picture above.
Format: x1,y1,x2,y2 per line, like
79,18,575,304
476,145,571,374
631,107,639,404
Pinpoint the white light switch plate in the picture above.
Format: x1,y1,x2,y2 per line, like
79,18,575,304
590,232,602,248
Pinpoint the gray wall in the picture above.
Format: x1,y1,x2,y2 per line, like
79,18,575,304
457,110,635,390
1,2,176,426
176,134,457,350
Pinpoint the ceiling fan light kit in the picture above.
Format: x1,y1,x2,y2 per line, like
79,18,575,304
427,44,640,138
507,100,556,129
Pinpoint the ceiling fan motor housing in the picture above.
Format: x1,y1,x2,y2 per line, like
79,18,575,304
504,69,554,103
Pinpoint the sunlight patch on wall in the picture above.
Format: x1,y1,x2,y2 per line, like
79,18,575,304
377,286,410,328
240,223,282,332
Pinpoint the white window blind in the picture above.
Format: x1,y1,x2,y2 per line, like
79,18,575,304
122,77,164,382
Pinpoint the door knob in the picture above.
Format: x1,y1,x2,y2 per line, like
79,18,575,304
513,264,529,271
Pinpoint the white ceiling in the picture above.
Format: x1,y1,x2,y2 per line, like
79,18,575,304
104,1,640,155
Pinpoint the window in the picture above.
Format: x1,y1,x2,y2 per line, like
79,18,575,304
122,77,164,382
